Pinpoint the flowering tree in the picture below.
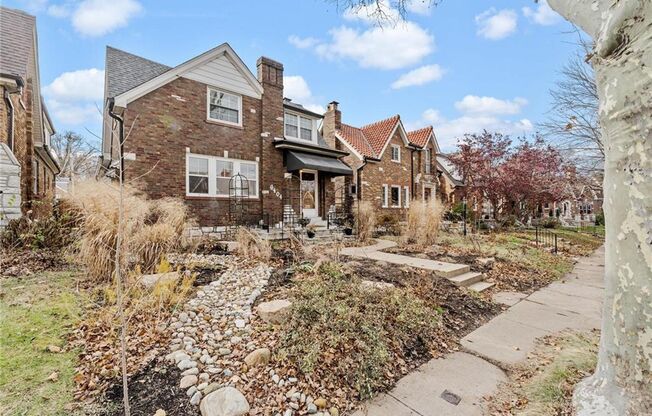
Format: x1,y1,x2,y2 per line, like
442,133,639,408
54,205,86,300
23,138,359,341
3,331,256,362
447,131,511,219
500,138,567,220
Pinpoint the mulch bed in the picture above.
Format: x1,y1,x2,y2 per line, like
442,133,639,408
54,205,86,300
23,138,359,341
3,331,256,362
0,248,70,277
343,257,501,339
86,359,198,416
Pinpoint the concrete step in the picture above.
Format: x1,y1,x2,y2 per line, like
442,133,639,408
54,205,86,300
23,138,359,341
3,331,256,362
467,281,495,292
449,271,484,287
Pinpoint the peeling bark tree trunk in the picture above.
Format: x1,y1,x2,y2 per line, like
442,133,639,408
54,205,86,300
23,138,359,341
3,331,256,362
548,1,652,414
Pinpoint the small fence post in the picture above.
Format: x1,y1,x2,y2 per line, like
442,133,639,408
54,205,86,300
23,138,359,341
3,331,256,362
535,227,539,246
554,233,558,253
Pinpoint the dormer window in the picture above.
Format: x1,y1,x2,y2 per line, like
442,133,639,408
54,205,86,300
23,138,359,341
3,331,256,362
207,87,242,126
285,112,315,142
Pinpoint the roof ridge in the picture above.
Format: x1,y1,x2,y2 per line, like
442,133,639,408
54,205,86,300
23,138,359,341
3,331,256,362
360,114,400,130
407,125,433,134
106,45,171,69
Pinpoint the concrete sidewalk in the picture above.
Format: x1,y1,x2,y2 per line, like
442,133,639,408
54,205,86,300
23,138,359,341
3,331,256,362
353,246,605,416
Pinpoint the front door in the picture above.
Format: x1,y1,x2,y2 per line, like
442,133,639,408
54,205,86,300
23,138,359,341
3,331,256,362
300,170,318,218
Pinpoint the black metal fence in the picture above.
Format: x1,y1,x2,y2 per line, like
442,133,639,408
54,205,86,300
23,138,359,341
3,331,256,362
521,226,559,253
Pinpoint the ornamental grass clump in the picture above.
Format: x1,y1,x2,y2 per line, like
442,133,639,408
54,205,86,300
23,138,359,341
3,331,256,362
402,199,445,247
66,180,191,282
279,261,441,399
355,201,376,242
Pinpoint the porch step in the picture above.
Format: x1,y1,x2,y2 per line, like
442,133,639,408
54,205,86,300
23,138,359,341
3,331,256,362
449,271,484,287
467,281,495,292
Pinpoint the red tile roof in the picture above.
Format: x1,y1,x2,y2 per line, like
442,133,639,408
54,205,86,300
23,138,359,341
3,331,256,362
336,115,400,159
407,126,433,148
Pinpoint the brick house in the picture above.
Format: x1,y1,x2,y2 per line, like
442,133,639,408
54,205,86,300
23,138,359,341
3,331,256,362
0,7,60,225
322,102,441,215
100,43,352,227
541,178,604,226
435,154,465,205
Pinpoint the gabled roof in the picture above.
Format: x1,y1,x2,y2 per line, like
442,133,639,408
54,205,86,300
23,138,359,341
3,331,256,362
0,7,35,79
437,155,464,186
336,115,403,159
112,43,264,107
106,46,171,98
407,125,438,150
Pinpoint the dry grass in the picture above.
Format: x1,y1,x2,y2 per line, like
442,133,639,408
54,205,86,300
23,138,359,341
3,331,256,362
402,199,445,247
356,201,376,242
65,180,191,282
235,227,272,261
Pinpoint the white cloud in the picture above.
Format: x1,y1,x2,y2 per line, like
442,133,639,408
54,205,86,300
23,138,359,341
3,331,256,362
46,99,102,125
475,8,518,40
290,1,434,70
72,0,142,37
314,22,434,70
288,35,320,49
523,0,561,26
391,64,444,89
454,95,527,116
47,4,71,18
43,68,104,102
406,0,433,16
44,68,104,126
283,75,325,115
409,94,532,150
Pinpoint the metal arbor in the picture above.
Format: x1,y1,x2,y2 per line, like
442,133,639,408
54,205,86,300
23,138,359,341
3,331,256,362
228,173,250,227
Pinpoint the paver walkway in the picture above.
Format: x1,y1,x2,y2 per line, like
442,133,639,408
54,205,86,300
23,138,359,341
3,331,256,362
353,245,605,416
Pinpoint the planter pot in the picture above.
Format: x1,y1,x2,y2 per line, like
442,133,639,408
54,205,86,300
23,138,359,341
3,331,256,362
307,231,316,239
343,227,353,236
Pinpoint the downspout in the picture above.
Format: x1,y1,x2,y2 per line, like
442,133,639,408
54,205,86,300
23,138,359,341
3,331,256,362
2,76,24,152
408,144,419,201
356,157,368,201
107,98,125,182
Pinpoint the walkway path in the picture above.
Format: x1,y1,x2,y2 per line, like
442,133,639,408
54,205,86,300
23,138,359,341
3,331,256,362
352,245,605,416
341,240,492,291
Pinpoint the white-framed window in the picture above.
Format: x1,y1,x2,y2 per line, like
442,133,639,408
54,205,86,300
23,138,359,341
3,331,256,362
186,153,259,198
425,148,431,174
391,145,401,162
284,112,315,142
207,87,242,126
382,184,389,208
404,186,410,208
391,185,401,208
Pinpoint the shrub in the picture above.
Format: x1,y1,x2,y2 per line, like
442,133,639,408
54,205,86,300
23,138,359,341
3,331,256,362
540,217,560,229
65,180,191,282
594,211,605,226
279,262,440,399
235,227,271,261
376,212,400,235
355,201,376,242
402,199,445,247
0,199,80,250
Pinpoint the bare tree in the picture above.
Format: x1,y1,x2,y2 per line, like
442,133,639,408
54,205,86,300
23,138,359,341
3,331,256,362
539,40,603,174
50,131,99,180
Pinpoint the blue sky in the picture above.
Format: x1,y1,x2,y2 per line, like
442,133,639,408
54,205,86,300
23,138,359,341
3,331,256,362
8,0,582,151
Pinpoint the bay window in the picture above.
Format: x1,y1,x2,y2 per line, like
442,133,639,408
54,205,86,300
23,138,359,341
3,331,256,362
187,154,258,197
207,88,242,126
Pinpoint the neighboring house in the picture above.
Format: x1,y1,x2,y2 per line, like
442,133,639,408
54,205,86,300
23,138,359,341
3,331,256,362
435,154,464,205
321,102,443,215
100,43,352,227
543,178,603,225
0,7,60,225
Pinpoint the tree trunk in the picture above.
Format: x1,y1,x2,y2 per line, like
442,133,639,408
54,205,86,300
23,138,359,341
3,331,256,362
548,1,652,414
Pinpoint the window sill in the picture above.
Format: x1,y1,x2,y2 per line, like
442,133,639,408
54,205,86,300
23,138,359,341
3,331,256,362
205,119,244,130
391,159,401,164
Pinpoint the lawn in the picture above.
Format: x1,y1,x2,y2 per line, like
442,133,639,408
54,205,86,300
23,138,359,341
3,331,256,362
0,271,83,416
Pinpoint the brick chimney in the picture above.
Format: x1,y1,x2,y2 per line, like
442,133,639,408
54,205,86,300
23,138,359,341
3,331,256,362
323,101,341,150
256,56,285,220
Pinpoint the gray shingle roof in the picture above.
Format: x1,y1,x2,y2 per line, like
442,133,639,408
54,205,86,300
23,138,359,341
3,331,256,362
0,7,35,79
105,46,171,98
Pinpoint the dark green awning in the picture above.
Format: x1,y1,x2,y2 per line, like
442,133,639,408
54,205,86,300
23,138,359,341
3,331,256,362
286,151,353,176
